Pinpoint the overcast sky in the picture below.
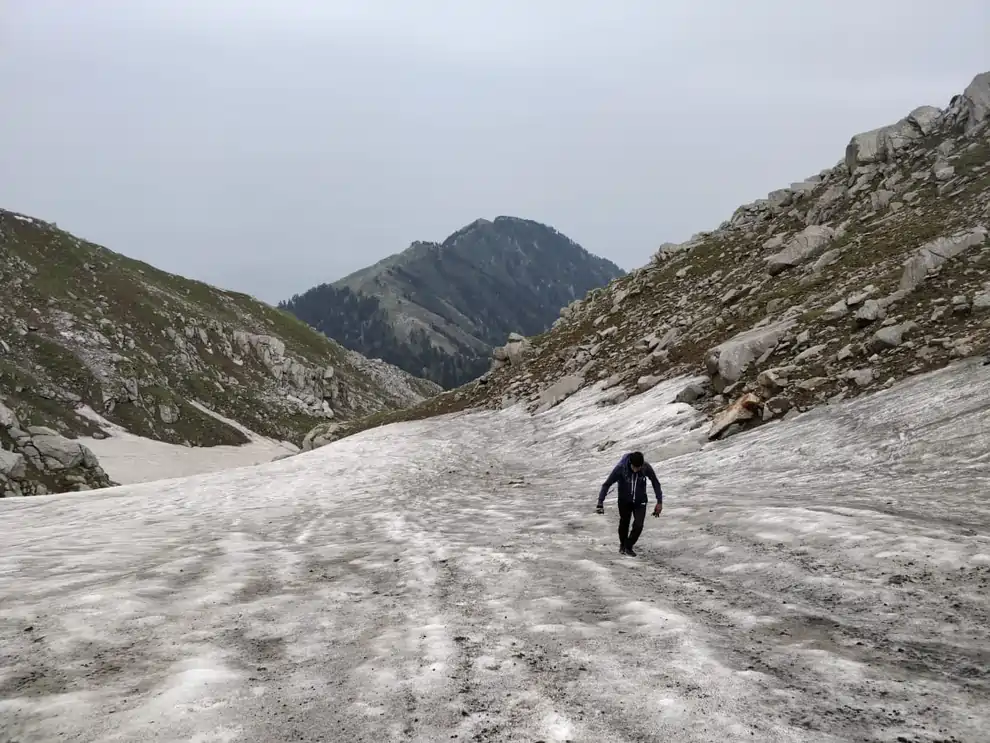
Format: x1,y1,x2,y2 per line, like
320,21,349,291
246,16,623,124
2,1,988,303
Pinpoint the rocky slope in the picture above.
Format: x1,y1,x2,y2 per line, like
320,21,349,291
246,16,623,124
0,209,440,497
280,217,624,388
322,70,990,445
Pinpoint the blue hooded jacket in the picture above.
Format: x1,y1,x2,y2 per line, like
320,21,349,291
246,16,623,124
597,453,663,507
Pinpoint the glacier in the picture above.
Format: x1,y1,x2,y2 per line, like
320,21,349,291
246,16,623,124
1,358,989,742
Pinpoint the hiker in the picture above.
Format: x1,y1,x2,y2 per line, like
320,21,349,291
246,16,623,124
595,451,662,556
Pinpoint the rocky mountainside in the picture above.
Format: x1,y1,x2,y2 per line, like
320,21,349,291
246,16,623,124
0,209,440,497
320,70,990,445
279,217,624,389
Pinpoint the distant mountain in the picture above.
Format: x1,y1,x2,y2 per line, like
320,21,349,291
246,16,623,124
280,217,625,388
0,208,440,497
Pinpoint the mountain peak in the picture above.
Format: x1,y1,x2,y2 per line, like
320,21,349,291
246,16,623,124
283,217,624,389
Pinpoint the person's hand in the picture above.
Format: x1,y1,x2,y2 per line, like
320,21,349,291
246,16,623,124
595,504,604,515
653,502,663,517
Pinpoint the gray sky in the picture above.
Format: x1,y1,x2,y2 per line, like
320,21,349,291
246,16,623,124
2,1,988,304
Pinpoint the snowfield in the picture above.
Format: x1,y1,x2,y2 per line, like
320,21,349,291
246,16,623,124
75,402,299,485
2,360,989,742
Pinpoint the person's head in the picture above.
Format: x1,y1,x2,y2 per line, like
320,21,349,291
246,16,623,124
628,451,644,472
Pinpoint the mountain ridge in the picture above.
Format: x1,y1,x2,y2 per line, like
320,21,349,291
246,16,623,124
281,216,624,388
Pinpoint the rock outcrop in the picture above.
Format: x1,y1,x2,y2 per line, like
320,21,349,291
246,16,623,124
1,399,114,496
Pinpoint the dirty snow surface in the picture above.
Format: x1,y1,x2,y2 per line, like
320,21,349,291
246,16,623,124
2,361,989,743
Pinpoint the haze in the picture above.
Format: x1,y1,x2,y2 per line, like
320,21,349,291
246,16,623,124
2,1,988,303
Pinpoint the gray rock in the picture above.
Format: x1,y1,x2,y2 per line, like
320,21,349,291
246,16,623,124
600,388,628,406
794,344,828,362
935,165,956,181
762,234,787,251
766,225,836,275
845,368,875,387
602,373,625,390
30,435,99,471
870,190,896,211
855,299,887,325
846,287,875,306
844,106,942,172
0,400,18,429
811,248,842,272
899,228,988,293
870,324,906,351
598,326,618,339
27,425,60,437
796,377,829,391
757,367,793,393
764,396,793,417
674,381,709,404
536,374,584,412
0,449,27,480
637,375,663,393
706,320,794,386
836,344,855,361
972,292,990,311
823,299,848,320
159,403,181,424
302,421,343,452
946,71,990,134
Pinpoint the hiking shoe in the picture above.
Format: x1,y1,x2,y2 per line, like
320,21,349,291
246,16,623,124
619,545,628,555
625,547,637,557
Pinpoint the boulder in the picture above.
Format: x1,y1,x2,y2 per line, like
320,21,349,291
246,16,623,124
0,449,27,480
763,396,793,419
845,368,875,387
855,299,887,326
674,381,709,404
823,299,849,321
536,374,584,412
757,366,794,394
637,375,663,393
159,403,181,424
705,320,794,386
708,393,762,440
869,324,907,351
899,228,988,293
836,344,855,361
30,435,100,471
600,389,628,406
844,105,942,172
302,421,343,452
766,226,836,275
0,401,19,429
945,71,990,134
493,333,533,367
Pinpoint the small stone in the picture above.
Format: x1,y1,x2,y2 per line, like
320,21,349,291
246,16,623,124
795,377,829,391
845,368,875,387
637,375,663,392
855,299,886,325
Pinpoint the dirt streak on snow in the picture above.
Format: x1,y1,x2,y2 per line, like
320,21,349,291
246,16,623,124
2,360,989,742
74,404,298,485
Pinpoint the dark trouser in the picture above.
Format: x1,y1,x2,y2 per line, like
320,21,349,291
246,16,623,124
618,501,647,549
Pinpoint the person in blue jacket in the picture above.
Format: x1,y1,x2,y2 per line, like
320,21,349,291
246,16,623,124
596,451,663,556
